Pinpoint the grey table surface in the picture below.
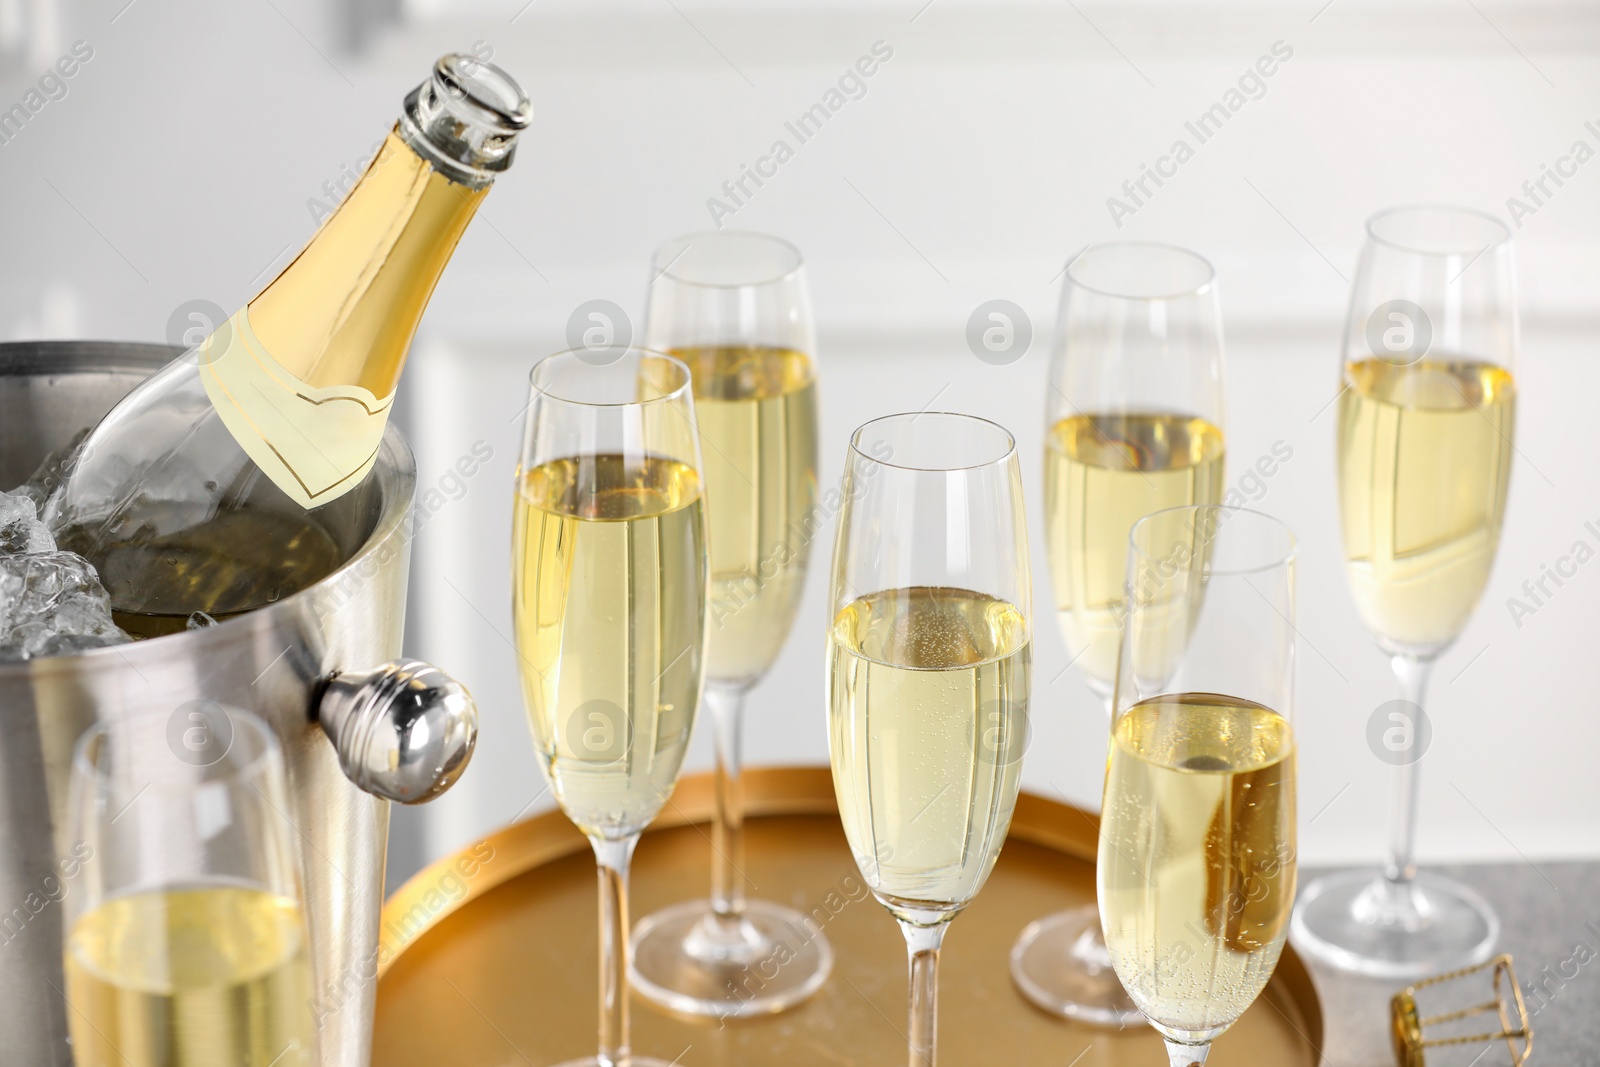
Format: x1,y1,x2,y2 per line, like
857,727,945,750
1297,862,1599,1066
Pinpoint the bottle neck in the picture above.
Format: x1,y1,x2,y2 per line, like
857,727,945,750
246,128,487,398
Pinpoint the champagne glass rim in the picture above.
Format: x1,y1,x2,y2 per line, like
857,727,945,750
526,348,692,408
1064,240,1215,300
848,410,1016,471
1128,504,1297,576
651,230,805,289
1364,203,1511,258
72,706,279,794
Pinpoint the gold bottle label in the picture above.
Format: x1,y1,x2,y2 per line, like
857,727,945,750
199,307,393,509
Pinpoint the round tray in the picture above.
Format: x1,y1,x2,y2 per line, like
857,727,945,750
375,767,1324,1064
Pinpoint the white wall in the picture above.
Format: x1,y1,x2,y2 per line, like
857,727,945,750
0,1,1594,888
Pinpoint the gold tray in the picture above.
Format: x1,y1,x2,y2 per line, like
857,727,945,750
375,767,1324,1064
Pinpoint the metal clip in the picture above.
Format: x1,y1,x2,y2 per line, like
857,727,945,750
1392,954,1532,1066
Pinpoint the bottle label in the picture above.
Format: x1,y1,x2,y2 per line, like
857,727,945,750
198,308,393,509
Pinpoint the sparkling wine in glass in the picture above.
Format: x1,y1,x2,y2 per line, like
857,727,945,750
1293,205,1516,978
1013,241,1226,1025
828,412,1032,1067
513,349,708,1067
629,231,830,1018
65,706,315,1067
1103,505,1298,1065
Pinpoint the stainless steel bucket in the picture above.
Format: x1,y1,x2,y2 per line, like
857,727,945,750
0,341,478,1066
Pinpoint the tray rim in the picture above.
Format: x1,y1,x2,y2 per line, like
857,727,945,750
378,765,1324,1055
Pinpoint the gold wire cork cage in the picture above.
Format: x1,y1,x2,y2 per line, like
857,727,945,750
1392,954,1532,1066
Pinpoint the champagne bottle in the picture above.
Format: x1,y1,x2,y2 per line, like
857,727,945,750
47,54,531,637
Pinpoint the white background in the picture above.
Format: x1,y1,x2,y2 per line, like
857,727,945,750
0,0,1595,891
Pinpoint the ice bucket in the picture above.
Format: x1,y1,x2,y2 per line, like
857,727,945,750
0,341,478,1066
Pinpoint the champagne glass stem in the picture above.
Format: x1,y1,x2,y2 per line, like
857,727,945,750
898,921,949,1067
1061,690,1119,973
1384,654,1433,888
707,682,749,922
591,834,640,1067
1164,1040,1211,1067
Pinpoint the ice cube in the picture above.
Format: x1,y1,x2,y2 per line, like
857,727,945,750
33,631,130,656
0,546,131,661
186,611,219,630
0,490,54,554
21,429,88,512
20,428,87,511
0,486,132,660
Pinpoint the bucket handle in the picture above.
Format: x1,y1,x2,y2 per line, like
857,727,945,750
317,661,478,804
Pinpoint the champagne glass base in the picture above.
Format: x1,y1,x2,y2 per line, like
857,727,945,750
551,1058,681,1067
1291,870,1499,979
629,899,833,1018
1008,906,1145,1027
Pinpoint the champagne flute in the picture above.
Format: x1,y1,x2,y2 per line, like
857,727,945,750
1013,241,1226,1025
630,231,830,1017
827,412,1032,1067
1293,205,1516,977
1102,505,1298,1065
513,349,708,1067
65,705,315,1067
